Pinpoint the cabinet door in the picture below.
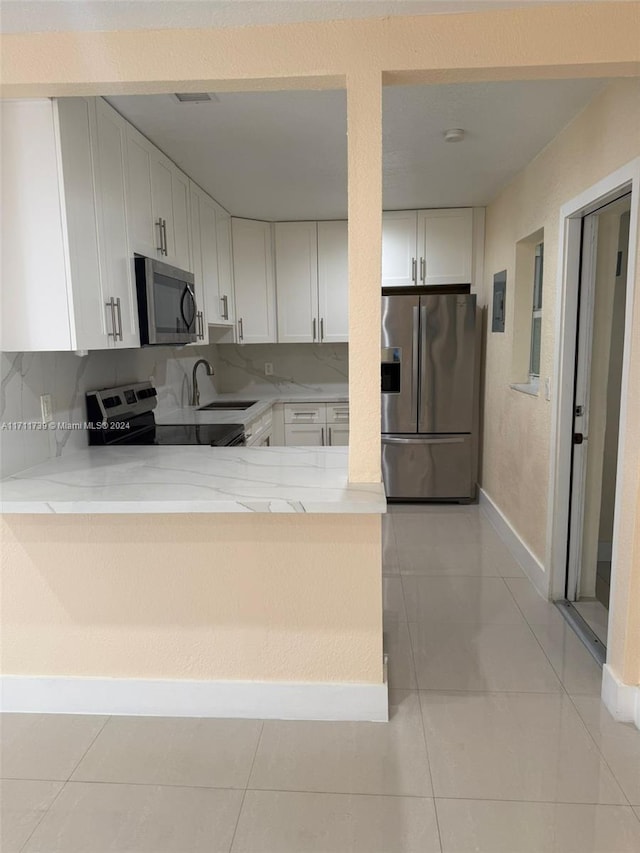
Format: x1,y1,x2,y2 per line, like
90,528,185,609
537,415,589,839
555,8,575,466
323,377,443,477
327,424,349,446
417,208,473,285
171,168,192,271
317,220,348,342
199,194,219,331
92,98,139,348
382,210,418,287
150,151,174,260
124,127,157,258
284,423,326,447
57,98,108,350
187,185,209,344
232,218,276,344
275,222,318,343
215,204,235,326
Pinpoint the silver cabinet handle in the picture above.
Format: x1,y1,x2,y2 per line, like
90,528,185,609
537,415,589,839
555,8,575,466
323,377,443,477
320,317,324,341
220,294,229,320
328,426,332,445
420,257,426,283
162,219,169,256
105,297,117,338
411,257,417,283
321,426,325,446
115,297,123,341
312,317,317,341
238,317,244,342
156,219,164,254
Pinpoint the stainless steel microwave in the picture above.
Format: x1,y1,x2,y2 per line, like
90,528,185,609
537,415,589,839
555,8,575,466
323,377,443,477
134,256,198,345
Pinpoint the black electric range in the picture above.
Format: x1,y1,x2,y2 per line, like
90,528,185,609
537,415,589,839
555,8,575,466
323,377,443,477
85,382,245,447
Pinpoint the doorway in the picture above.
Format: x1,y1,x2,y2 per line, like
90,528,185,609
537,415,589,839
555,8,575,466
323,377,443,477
562,193,632,656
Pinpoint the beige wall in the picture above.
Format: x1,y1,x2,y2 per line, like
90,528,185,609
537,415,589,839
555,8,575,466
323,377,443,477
1,3,639,688
481,78,640,686
1,514,382,683
481,80,640,559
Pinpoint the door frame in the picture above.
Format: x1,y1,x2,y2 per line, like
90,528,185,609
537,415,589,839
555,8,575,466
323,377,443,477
547,159,640,628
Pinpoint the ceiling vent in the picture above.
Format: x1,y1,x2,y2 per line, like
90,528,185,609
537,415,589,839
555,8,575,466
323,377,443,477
173,93,219,104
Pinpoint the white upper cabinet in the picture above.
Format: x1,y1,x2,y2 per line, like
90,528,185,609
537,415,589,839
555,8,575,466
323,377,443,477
275,222,319,343
170,168,192,272
1,97,138,351
232,218,277,344
382,210,418,287
274,220,348,344
317,220,349,343
92,98,139,348
124,123,191,272
382,208,476,288
417,208,473,286
214,204,235,327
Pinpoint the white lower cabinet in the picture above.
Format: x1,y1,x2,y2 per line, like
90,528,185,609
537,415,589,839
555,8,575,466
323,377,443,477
284,423,326,447
245,408,273,447
281,402,349,446
326,424,349,446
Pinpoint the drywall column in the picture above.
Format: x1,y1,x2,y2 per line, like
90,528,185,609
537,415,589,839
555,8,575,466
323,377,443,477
347,69,382,484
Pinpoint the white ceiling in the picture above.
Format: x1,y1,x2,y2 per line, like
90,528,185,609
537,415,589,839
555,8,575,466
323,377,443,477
107,77,604,220
0,1,602,35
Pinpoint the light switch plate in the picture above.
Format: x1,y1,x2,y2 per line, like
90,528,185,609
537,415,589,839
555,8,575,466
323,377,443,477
544,377,551,401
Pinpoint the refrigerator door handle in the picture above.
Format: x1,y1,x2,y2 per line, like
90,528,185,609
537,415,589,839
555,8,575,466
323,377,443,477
382,436,466,445
420,303,428,428
411,305,419,424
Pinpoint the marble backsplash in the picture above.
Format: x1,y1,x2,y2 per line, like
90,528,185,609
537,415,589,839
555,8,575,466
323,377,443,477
0,345,218,478
212,343,348,394
0,342,348,477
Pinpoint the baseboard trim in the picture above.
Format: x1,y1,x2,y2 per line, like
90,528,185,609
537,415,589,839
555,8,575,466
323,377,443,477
479,488,548,597
602,664,640,730
0,675,389,722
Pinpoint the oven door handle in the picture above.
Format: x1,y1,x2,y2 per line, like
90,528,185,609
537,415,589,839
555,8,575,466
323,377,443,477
180,283,197,332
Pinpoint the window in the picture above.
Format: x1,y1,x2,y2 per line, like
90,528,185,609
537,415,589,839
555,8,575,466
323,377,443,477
511,228,544,395
529,242,544,379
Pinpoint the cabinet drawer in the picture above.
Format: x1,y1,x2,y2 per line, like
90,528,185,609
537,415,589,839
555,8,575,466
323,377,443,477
326,403,349,424
284,423,326,446
283,403,325,424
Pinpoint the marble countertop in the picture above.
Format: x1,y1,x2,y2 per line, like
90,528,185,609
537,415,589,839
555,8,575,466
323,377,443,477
0,446,385,515
156,387,349,427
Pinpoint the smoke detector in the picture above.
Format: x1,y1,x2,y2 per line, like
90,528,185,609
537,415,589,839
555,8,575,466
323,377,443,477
444,128,465,143
173,93,219,104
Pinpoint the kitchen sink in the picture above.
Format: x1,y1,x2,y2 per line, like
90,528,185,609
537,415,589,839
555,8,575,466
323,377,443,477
198,400,258,411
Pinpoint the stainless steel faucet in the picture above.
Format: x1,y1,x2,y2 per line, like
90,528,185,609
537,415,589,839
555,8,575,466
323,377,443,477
191,359,214,407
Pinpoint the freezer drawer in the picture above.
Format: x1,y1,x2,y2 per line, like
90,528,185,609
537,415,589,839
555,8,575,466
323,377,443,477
382,434,474,500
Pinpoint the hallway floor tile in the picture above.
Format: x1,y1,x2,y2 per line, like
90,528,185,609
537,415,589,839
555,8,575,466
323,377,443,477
2,504,639,853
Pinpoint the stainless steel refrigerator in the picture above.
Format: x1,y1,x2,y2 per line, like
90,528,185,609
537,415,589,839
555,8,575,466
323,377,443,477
381,292,477,501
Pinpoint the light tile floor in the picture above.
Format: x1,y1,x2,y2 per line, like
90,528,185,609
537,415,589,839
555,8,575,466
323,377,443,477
2,504,640,852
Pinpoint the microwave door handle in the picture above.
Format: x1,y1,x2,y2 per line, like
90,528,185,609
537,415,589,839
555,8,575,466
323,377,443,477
180,284,197,331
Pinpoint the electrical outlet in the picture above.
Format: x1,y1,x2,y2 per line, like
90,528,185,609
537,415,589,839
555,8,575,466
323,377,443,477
264,363,274,376
40,394,53,424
